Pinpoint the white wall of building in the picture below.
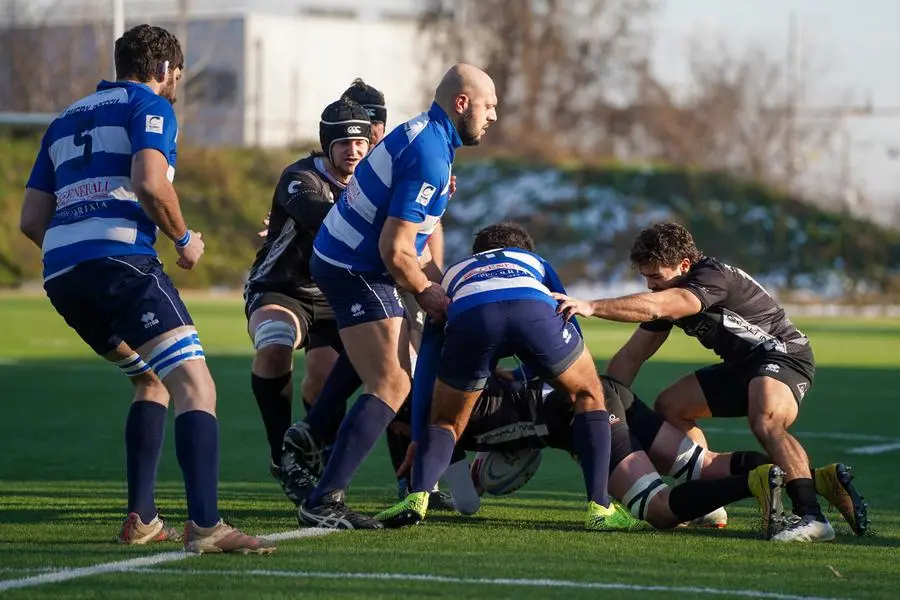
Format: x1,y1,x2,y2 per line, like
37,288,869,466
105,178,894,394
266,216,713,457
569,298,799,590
241,12,436,147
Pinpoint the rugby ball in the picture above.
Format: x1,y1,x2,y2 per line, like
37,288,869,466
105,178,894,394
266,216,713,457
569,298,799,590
470,448,543,496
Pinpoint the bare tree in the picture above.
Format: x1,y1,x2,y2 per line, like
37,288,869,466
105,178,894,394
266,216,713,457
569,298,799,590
420,0,657,160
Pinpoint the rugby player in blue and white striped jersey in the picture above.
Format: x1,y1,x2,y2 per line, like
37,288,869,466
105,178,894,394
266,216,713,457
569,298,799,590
19,24,272,554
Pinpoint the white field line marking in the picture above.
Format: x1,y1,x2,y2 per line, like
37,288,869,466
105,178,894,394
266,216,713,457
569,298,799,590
133,568,851,600
846,442,900,455
0,528,335,593
703,427,897,443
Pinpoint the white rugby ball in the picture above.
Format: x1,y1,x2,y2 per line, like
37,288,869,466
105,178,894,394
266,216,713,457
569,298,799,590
470,448,543,496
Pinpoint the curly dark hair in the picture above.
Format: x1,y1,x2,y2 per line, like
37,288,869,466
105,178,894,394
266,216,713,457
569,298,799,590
629,222,702,268
472,221,536,254
115,24,184,82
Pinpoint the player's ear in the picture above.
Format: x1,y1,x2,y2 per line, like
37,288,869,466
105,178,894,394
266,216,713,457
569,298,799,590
454,93,470,115
680,257,691,274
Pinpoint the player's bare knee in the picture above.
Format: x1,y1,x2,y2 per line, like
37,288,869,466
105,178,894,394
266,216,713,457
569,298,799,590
749,414,785,444
253,344,294,377
130,372,169,405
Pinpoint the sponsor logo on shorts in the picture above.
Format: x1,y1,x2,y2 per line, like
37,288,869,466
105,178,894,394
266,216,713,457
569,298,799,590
415,182,437,206
609,413,621,425
350,303,365,318
145,115,164,134
141,312,160,329
763,363,781,374
796,382,809,400
562,327,572,344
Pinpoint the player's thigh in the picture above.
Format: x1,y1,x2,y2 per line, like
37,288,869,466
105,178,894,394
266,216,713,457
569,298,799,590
747,350,812,432
100,257,211,399
339,317,409,406
658,364,745,420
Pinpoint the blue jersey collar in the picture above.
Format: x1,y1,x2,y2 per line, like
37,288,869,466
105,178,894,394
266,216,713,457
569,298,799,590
97,80,154,93
427,102,463,149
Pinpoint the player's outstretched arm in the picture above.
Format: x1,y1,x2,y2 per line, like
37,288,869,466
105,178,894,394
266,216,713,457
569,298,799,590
19,189,56,248
131,149,203,269
606,328,670,386
552,288,702,323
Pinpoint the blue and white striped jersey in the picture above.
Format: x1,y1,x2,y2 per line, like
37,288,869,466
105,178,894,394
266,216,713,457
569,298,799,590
441,248,573,321
26,80,178,281
313,102,461,273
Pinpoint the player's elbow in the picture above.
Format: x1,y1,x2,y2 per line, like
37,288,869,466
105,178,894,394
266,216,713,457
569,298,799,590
19,210,44,244
131,176,169,206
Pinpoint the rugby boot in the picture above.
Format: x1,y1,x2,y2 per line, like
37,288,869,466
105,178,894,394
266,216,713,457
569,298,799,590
747,464,786,539
376,491,429,528
814,463,869,536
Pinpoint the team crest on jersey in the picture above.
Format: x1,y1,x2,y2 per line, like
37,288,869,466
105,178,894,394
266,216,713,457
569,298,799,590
415,182,437,206
145,115,164,134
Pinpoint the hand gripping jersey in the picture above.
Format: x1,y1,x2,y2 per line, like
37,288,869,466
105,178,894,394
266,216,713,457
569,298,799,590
312,102,461,273
26,80,178,281
640,256,808,361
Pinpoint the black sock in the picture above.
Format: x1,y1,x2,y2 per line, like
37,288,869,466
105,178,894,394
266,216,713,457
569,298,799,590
785,478,824,518
251,372,292,463
669,475,750,523
729,451,772,475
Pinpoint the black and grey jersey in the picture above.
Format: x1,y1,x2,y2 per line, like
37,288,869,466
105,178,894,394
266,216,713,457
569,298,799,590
246,154,344,297
640,256,807,362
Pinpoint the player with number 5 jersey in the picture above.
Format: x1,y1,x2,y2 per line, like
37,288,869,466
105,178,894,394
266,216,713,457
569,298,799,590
19,24,273,554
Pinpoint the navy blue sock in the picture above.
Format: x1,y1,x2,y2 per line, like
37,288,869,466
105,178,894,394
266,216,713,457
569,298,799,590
305,351,360,440
125,401,167,523
174,410,220,527
573,410,612,506
307,394,395,507
411,425,456,494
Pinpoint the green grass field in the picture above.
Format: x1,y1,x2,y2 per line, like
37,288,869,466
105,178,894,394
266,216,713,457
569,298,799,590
1,295,898,599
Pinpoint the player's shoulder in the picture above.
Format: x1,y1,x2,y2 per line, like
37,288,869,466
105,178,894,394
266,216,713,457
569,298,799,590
279,155,331,192
128,86,176,121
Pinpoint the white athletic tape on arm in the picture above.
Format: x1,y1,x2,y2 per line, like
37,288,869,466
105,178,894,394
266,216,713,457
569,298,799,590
253,319,297,350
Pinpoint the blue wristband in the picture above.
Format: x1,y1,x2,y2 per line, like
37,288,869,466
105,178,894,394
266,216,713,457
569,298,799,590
175,230,191,248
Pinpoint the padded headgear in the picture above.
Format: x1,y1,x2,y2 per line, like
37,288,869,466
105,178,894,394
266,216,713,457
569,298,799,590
319,98,371,160
341,78,387,124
